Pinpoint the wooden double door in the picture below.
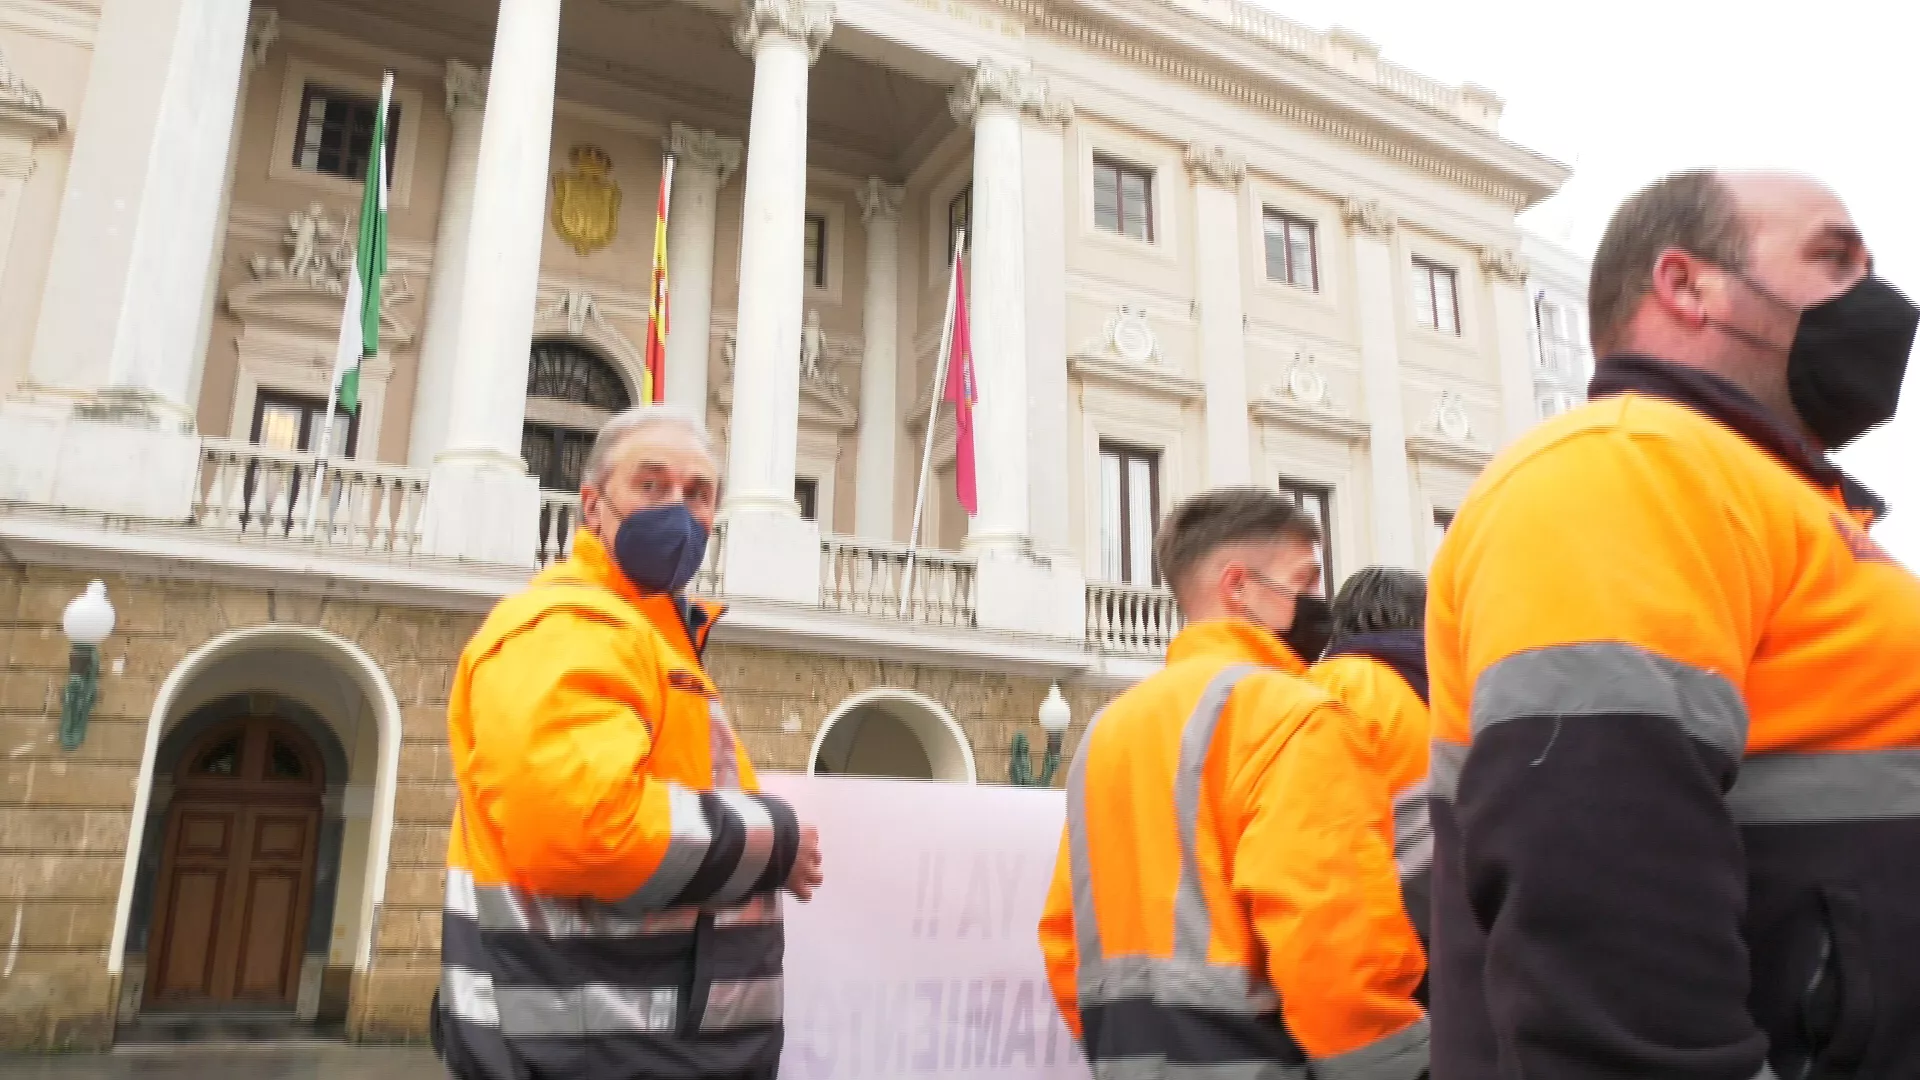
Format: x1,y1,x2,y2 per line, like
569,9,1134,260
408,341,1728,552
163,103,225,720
146,715,326,1010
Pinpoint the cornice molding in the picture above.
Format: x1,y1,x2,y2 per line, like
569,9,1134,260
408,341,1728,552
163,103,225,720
1183,143,1245,187
1248,395,1371,443
1067,354,1205,401
1341,197,1397,238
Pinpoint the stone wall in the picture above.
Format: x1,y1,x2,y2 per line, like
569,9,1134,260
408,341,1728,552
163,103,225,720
0,561,1119,1050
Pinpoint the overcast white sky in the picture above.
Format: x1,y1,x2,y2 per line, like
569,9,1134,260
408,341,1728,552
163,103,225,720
1260,0,1920,562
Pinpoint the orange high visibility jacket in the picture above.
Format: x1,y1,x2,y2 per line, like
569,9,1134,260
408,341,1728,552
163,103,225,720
436,530,801,1080
1308,638,1432,951
1038,619,1428,1080
1428,358,1920,1079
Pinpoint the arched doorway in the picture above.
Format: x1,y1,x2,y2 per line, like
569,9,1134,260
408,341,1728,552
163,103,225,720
523,338,633,494
145,712,325,1010
809,690,976,783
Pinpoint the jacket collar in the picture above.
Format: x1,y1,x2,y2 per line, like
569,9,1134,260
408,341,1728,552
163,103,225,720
540,529,727,659
1589,355,1886,521
1166,618,1306,675
1325,629,1430,706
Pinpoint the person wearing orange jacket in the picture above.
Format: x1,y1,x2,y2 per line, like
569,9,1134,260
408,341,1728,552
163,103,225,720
1308,568,1432,955
1429,172,1920,1079
434,404,825,1080
1039,487,1429,1080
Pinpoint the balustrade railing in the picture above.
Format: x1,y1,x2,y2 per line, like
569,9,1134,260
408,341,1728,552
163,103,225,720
1086,580,1182,657
820,537,977,627
691,522,725,597
194,439,428,555
537,491,580,567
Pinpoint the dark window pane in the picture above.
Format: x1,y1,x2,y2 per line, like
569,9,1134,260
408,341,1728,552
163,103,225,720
526,341,631,410
795,478,818,522
294,85,401,181
1099,442,1161,586
268,740,306,780
196,737,242,777
1093,164,1120,233
948,187,971,262
1277,479,1334,594
804,214,827,289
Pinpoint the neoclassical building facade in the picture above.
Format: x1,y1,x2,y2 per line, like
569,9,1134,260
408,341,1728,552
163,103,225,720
0,0,1565,1050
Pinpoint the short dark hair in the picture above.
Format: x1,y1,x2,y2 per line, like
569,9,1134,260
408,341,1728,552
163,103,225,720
1589,170,1750,356
1329,567,1427,639
1153,486,1321,605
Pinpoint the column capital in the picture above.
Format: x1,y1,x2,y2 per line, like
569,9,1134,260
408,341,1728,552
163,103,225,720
0,46,63,136
856,178,904,225
445,59,488,115
667,123,743,186
949,60,1068,126
1184,143,1245,187
1478,244,1529,283
247,8,281,73
733,0,835,64
1341,196,1398,239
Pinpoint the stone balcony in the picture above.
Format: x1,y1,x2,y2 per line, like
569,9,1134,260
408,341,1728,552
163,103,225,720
0,438,1173,683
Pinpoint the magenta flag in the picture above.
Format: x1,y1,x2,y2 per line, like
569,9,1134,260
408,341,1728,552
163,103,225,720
944,254,978,517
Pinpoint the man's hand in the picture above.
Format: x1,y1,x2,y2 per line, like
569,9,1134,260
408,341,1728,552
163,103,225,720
786,824,823,901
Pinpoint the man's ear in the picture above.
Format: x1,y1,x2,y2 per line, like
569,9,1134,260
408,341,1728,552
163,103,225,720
1650,248,1712,330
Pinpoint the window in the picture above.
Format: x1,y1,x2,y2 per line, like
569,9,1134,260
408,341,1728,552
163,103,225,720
250,392,357,457
1433,508,1455,533
1093,157,1154,242
1276,479,1333,595
804,213,828,289
1263,211,1319,291
268,740,307,780
195,737,242,777
1537,389,1584,420
1099,443,1160,586
948,186,971,263
294,84,400,180
522,340,632,492
1535,294,1581,375
795,478,819,523
1412,258,1461,334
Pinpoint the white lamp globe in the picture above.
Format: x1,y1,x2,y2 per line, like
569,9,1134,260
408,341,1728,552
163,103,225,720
62,581,116,647
1038,684,1071,735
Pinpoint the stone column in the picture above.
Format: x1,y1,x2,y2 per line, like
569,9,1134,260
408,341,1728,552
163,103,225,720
853,178,902,540
1021,91,1073,557
187,7,279,416
948,61,1032,554
662,123,742,418
717,0,833,604
0,51,67,331
1345,197,1418,569
407,60,488,469
0,0,252,519
417,0,563,566
1187,143,1252,485
1482,245,1537,445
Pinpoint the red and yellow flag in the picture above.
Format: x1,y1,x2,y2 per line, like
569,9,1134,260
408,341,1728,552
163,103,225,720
642,157,672,404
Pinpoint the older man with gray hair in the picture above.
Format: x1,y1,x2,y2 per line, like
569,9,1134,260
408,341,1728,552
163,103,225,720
435,403,824,1080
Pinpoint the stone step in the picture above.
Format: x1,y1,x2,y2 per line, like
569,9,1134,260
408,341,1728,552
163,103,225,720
113,1012,346,1047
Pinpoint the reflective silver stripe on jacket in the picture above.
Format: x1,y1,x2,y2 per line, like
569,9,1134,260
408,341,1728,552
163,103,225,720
441,969,776,1036
1428,740,1467,804
618,783,717,911
445,867,778,938
1470,642,1750,760
1312,1016,1430,1080
1069,665,1276,1017
711,789,776,905
1391,779,1433,881
1730,749,1920,823
1092,1059,1309,1080
700,977,783,1032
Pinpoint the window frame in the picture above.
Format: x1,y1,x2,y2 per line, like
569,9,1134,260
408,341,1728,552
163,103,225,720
1276,478,1334,596
947,185,971,264
804,213,828,290
292,83,402,182
1412,257,1462,335
249,391,360,458
1098,441,1162,587
1262,210,1320,291
795,477,820,523
1092,155,1155,243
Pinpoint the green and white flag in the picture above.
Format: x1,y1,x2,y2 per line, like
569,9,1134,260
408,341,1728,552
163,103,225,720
330,70,392,419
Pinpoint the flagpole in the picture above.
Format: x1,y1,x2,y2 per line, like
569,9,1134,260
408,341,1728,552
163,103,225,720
901,228,965,620
306,69,393,539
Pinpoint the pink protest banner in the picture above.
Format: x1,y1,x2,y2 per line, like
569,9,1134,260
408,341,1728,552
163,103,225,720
762,773,1091,1080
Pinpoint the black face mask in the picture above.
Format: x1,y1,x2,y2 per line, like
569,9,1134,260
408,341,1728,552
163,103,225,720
1281,594,1334,665
1785,275,1919,450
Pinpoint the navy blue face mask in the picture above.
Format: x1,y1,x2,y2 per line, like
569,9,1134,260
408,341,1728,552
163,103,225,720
611,503,709,595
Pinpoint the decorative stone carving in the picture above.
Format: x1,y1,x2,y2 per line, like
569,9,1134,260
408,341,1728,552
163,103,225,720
1184,144,1246,187
1478,245,1528,283
1423,389,1475,443
444,59,487,115
856,178,904,224
550,145,622,258
539,289,601,338
733,0,836,63
1280,352,1338,411
718,323,859,428
1340,197,1397,239
667,124,743,186
247,9,281,71
800,309,828,383
1080,305,1161,365
949,60,1063,126
0,48,47,111
245,203,413,313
